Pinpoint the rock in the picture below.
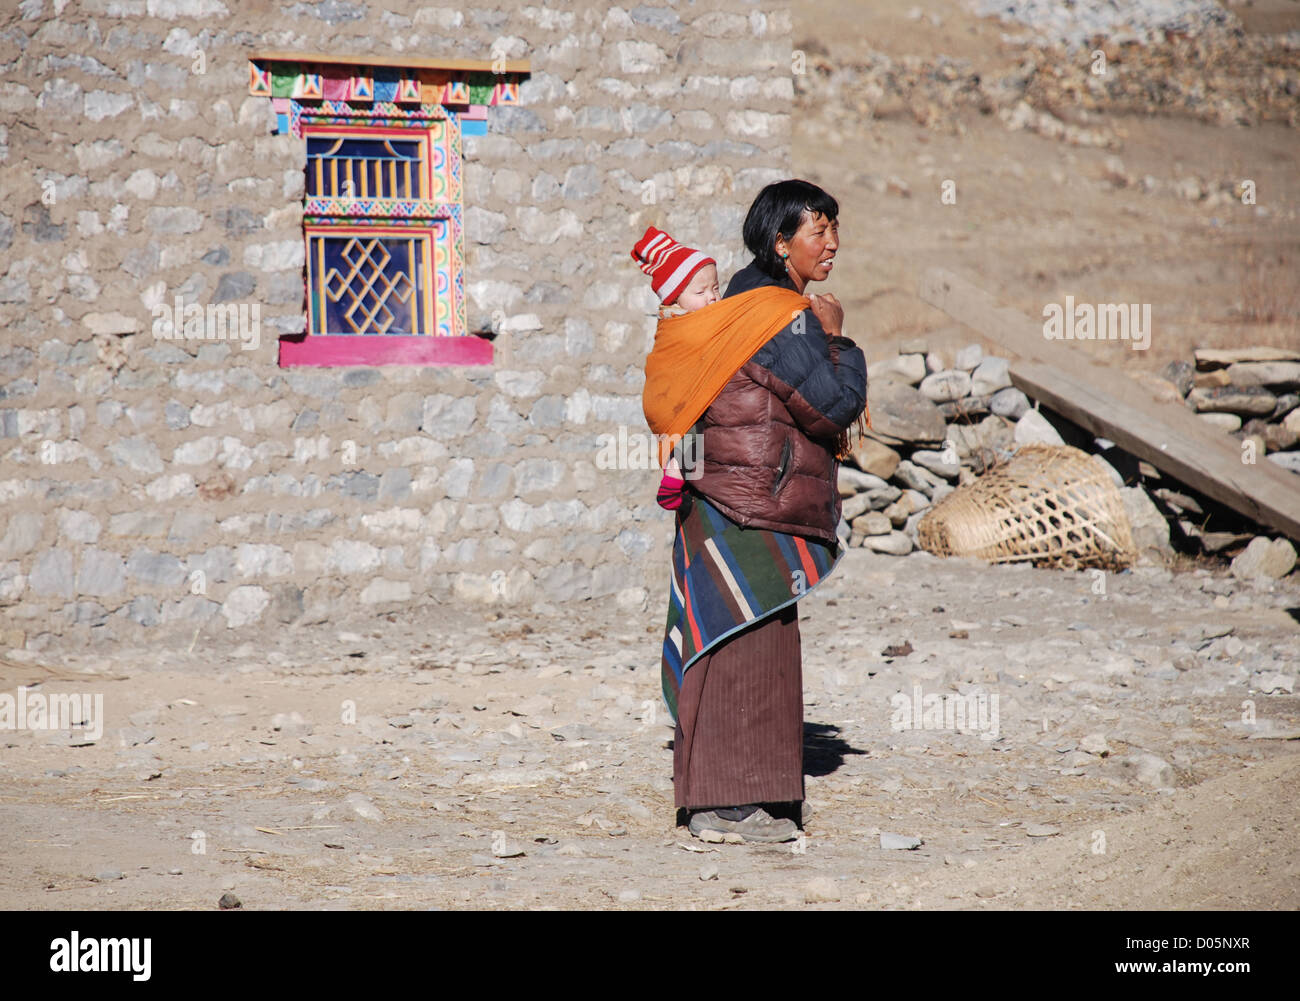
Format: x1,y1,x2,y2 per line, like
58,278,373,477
1224,361,1300,389
344,793,385,822
1283,408,1300,434
117,727,154,747
1079,733,1111,756
1130,371,1184,405
29,550,75,598
1230,537,1296,580
218,893,242,910
76,549,125,597
1024,824,1059,837
96,869,124,881
842,486,900,519
954,344,983,370
803,877,841,902
1115,753,1175,788
1193,368,1231,389
848,437,901,479
990,387,1030,420
1263,425,1297,452
970,357,1011,396
852,511,892,536
879,832,922,850
1160,360,1194,397
1194,346,1300,368
865,382,947,445
919,369,972,403
971,418,1017,453
910,449,960,479
867,353,926,385
1273,393,1300,419
699,863,719,881
1122,486,1172,559
1013,408,1064,445
883,498,911,528
894,460,944,497
1266,451,1300,475
550,722,601,741
938,395,992,419
221,586,270,628
1197,412,1242,432
865,532,912,555
838,466,890,497
271,711,308,735
1187,385,1278,417
1257,673,1294,695
924,351,945,373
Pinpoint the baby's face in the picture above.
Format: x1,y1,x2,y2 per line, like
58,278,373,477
673,264,720,312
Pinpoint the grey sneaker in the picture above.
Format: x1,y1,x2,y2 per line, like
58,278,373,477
688,806,798,844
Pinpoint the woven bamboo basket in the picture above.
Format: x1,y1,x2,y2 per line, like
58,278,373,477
917,444,1138,570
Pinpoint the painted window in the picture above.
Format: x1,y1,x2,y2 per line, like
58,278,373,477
302,123,458,340
246,56,527,366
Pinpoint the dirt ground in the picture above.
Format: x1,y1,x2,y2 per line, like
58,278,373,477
2,547,1297,910
794,0,1300,372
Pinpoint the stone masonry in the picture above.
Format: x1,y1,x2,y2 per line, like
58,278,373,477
0,0,795,645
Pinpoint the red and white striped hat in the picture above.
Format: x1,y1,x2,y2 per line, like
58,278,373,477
630,226,715,305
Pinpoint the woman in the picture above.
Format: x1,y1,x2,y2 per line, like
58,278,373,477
652,179,868,843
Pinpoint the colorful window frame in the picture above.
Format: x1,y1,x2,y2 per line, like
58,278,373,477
248,55,529,367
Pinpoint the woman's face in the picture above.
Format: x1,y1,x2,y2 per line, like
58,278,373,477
778,210,839,286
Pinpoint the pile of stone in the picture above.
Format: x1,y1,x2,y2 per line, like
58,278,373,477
967,0,1239,48
836,340,1299,579
1156,347,1300,473
838,340,1066,556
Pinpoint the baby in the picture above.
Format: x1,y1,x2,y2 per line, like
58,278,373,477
631,226,721,511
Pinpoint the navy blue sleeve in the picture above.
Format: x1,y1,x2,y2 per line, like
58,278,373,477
749,307,867,437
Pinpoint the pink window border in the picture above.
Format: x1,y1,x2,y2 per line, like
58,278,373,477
279,334,492,366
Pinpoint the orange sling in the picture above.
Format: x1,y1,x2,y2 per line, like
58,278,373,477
642,286,867,466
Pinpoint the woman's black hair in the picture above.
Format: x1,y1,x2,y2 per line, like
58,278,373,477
741,179,839,279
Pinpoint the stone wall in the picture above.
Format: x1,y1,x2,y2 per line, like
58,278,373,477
0,0,794,647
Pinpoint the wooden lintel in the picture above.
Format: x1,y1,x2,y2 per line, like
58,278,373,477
920,268,1300,543
248,50,530,74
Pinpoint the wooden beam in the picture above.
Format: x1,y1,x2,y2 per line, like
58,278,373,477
919,268,1300,543
248,50,531,74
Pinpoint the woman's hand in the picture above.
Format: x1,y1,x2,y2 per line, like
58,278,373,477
806,292,844,338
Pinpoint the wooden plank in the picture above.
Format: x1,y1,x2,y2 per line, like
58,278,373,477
248,50,531,74
919,268,1300,543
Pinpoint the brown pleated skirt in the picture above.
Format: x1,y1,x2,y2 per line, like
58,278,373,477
672,601,805,809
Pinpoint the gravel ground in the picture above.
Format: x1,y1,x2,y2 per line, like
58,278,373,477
2,548,1297,910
